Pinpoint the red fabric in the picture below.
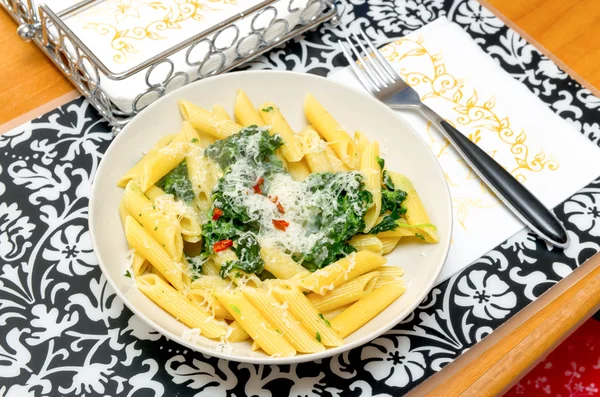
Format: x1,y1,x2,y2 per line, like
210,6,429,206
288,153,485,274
504,318,600,396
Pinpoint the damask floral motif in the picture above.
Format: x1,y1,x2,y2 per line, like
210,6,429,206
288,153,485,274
42,224,96,276
564,193,600,236
454,269,517,320
362,336,426,388
454,0,503,34
367,0,444,34
0,202,35,262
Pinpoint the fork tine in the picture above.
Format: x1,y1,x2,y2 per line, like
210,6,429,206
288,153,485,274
338,41,379,94
350,32,388,89
345,36,384,91
358,29,398,83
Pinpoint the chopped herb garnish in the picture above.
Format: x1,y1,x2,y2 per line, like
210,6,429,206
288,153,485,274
138,213,142,217
316,331,322,343
376,156,385,170
275,329,282,334
191,138,199,143
124,270,132,278
154,226,158,231
318,313,331,327
230,304,241,314
415,233,425,241
261,106,274,112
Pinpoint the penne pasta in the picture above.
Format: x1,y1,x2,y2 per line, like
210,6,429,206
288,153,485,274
285,158,311,181
117,133,176,188
387,171,439,243
354,131,370,168
137,274,228,338
304,94,357,168
259,102,303,162
306,271,379,313
234,90,264,127
212,104,232,121
137,121,200,192
125,216,186,291
201,259,220,277
119,201,149,276
123,180,184,260
299,251,387,295
243,288,325,353
191,275,233,291
330,283,405,338
300,126,333,173
186,150,219,214
270,287,344,347
214,290,296,357
188,288,234,320
360,141,381,232
152,189,203,243
324,146,349,172
348,234,383,252
374,266,404,288
261,247,310,279
379,237,401,254
227,320,251,342
179,100,242,139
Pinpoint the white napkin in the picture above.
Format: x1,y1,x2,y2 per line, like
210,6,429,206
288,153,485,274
329,17,600,282
41,0,313,113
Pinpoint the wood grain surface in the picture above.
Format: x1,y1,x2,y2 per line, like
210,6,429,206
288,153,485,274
483,0,600,95
408,254,600,396
0,10,73,126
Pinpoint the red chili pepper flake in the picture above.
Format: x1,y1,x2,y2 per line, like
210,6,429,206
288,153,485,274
272,219,289,231
213,239,233,253
212,208,224,221
253,177,264,194
269,195,285,214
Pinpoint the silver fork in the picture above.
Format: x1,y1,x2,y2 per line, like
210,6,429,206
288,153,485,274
339,30,569,249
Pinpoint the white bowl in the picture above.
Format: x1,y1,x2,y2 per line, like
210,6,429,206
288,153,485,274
89,70,452,364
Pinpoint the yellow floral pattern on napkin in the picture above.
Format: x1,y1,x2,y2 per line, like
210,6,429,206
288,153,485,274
380,36,559,230
78,0,237,64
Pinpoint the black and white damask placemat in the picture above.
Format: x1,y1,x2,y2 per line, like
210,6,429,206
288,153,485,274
1,0,600,395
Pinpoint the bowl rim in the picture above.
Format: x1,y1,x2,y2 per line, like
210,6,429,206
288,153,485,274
89,69,453,364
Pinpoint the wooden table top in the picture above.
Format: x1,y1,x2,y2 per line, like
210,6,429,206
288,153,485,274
2,1,600,395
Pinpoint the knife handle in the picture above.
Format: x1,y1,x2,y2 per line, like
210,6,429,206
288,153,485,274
419,104,569,248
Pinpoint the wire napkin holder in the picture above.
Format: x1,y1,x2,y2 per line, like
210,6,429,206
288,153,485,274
2,0,338,134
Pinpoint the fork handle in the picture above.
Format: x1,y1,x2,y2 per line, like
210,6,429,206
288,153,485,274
418,105,569,248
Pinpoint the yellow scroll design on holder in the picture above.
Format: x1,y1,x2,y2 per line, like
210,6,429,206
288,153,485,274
80,0,237,64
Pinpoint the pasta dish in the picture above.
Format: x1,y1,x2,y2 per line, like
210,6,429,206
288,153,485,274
116,90,438,356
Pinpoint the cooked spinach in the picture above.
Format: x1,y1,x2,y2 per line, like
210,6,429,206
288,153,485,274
299,172,372,270
185,252,208,280
219,233,264,278
369,169,408,234
205,125,283,171
157,160,195,203
202,125,374,276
